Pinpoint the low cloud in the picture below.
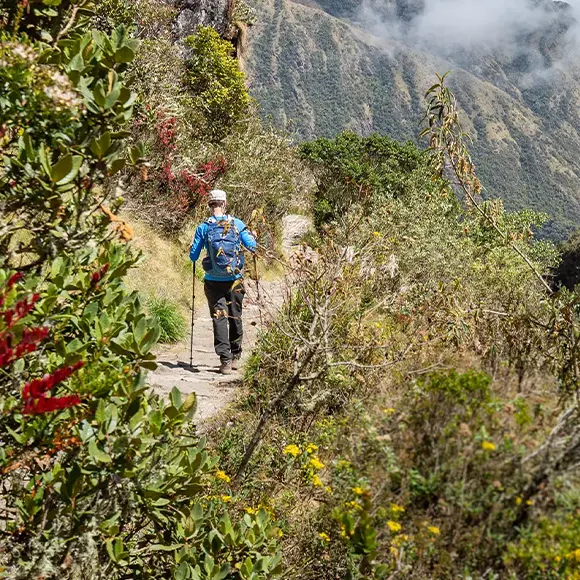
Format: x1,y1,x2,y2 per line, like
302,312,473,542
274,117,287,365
358,0,580,74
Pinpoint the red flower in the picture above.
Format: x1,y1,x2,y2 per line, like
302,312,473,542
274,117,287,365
23,395,81,415
22,361,84,415
7,272,23,288
90,263,110,287
3,294,40,329
22,361,84,400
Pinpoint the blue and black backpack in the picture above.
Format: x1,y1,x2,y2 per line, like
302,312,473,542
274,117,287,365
202,216,245,279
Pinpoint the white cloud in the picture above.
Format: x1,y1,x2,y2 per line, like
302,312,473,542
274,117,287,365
359,0,580,68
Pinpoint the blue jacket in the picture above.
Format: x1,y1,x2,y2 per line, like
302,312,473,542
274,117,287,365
190,215,257,281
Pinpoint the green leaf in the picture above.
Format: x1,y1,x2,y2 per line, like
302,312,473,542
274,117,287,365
114,46,135,63
51,154,73,183
53,155,83,187
149,543,183,552
88,440,112,464
90,132,111,159
108,157,126,175
170,387,182,409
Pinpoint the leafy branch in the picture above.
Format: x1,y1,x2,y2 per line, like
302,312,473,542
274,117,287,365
420,72,553,294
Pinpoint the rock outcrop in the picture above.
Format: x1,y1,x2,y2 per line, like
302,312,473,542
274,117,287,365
168,0,235,40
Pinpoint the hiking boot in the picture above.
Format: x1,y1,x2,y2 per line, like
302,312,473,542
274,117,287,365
231,356,242,371
219,360,233,375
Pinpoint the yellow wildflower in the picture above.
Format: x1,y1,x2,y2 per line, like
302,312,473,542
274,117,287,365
306,443,319,454
215,470,231,483
345,501,362,511
277,529,284,538
352,486,365,496
390,503,405,513
482,441,497,451
373,231,382,238
325,486,333,494
340,525,347,538
392,534,410,547
526,500,534,506
312,475,323,487
283,444,301,457
387,521,402,533
319,532,330,542
427,526,441,535
566,549,580,562
515,497,523,506
383,408,396,414
220,495,232,503
309,457,325,470
244,507,257,514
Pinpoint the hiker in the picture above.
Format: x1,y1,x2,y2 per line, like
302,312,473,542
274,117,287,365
189,189,257,375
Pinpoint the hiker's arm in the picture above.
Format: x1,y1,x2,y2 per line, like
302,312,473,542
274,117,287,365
237,219,257,252
189,224,207,262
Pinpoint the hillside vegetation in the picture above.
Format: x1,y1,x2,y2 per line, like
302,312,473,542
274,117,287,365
245,0,580,241
2,1,580,579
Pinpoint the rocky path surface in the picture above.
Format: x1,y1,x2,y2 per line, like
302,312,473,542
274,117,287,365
148,215,311,421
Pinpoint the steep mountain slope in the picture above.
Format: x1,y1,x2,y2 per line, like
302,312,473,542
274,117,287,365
245,0,580,240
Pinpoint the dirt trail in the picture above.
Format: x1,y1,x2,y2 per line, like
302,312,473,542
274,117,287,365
148,215,311,420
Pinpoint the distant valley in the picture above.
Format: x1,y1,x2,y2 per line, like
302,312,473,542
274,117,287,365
245,0,580,240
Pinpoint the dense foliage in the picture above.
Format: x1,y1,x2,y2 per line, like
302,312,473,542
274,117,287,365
0,2,282,578
208,97,580,578
122,20,309,242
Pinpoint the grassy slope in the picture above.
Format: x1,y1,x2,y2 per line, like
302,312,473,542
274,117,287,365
122,213,196,319
245,0,580,240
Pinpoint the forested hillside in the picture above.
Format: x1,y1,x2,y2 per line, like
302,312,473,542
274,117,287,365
245,0,580,240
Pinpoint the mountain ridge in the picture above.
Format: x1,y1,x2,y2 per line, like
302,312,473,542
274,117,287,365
245,0,580,240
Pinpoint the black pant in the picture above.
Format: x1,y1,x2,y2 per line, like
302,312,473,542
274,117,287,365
204,279,245,364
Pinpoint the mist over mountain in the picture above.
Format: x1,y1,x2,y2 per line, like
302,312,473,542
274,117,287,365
245,0,580,240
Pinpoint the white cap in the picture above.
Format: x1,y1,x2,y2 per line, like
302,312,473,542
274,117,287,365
208,189,227,203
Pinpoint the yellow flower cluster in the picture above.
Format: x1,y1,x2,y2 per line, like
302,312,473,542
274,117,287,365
390,503,405,514
215,470,231,483
283,444,301,457
427,526,441,535
567,549,580,562
392,534,410,547
309,457,325,470
387,521,402,533
319,532,331,542
482,441,497,451
352,486,365,496
383,408,396,415
311,475,323,487
344,501,363,511
306,443,319,454
340,524,353,538
221,495,232,503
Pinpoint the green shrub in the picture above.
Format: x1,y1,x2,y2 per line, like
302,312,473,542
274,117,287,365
0,4,282,577
185,26,250,141
147,296,187,344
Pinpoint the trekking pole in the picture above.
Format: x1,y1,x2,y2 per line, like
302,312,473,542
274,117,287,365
189,261,196,369
253,253,264,329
